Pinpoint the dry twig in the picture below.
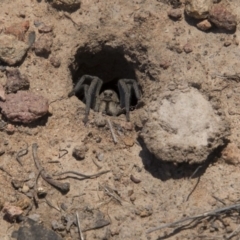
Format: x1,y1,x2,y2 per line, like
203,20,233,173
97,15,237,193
0,166,12,177
76,211,84,240
226,224,240,240
107,119,118,144
92,158,102,169
32,143,70,192
53,170,110,180
146,202,240,234
99,184,122,205
16,141,28,166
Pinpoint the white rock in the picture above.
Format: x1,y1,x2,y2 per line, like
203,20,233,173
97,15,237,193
140,88,230,164
185,0,213,19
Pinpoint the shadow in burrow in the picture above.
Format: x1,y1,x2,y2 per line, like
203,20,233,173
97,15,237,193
137,137,229,181
68,45,144,108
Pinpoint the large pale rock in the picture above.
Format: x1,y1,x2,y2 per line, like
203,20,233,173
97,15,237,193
185,0,212,19
0,91,49,123
0,35,29,65
208,4,237,31
140,88,230,164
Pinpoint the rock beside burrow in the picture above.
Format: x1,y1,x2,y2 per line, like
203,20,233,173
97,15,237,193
72,144,88,160
185,0,213,19
5,68,30,93
140,88,230,164
168,9,182,21
4,20,30,41
49,0,80,11
34,34,53,57
208,4,237,31
0,91,49,123
197,19,212,31
0,35,29,65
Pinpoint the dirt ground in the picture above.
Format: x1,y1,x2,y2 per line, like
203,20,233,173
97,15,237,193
1,0,240,239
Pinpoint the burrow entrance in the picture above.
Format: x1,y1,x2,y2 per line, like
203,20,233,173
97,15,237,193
69,45,141,109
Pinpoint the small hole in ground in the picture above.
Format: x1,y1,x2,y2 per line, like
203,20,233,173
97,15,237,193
69,45,141,112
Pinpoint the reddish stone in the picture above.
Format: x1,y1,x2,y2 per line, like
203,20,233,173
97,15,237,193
34,34,53,57
38,24,53,33
168,9,182,20
183,43,193,53
209,4,237,31
197,19,212,31
4,21,30,41
160,60,171,69
0,91,49,123
6,124,15,134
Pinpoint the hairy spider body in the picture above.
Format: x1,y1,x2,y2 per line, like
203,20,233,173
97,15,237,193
98,90,123,116
68,75,141,124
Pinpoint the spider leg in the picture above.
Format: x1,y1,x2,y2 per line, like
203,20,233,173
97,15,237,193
83,77,103,124
93,78,103,112
131,79,141,100
68,75,101,97
68,75,87,97
82,84,89,103
68,75,103,124
118,79,131,121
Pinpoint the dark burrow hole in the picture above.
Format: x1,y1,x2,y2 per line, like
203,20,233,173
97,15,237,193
69,46,141,110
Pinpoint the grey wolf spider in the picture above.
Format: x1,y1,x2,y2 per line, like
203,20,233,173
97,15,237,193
68,75,141,124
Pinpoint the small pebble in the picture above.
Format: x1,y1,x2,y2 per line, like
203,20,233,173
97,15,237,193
168,9,182,20
183,43,193,53
95,136,102,143
12,179,24,189
97,152,104,161
50,56,61,68
94,115,106,127
37,186,47,197
21,184,29,193
6,124,15,134
224,41,231,47
72,145,88,160
28,172,35,179
34,20,43,27
28,214,40,222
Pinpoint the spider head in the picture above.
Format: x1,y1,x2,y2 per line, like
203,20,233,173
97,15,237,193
101,90,118,102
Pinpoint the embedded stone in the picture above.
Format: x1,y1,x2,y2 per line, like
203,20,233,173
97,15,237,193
140,88,230,164
0,35,29,65
5,68,30,93
49,0,80,12
4,20,30,41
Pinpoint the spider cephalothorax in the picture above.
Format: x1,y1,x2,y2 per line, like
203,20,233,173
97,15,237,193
68,75,141,124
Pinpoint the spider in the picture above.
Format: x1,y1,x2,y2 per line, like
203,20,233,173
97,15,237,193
68,75,141,124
